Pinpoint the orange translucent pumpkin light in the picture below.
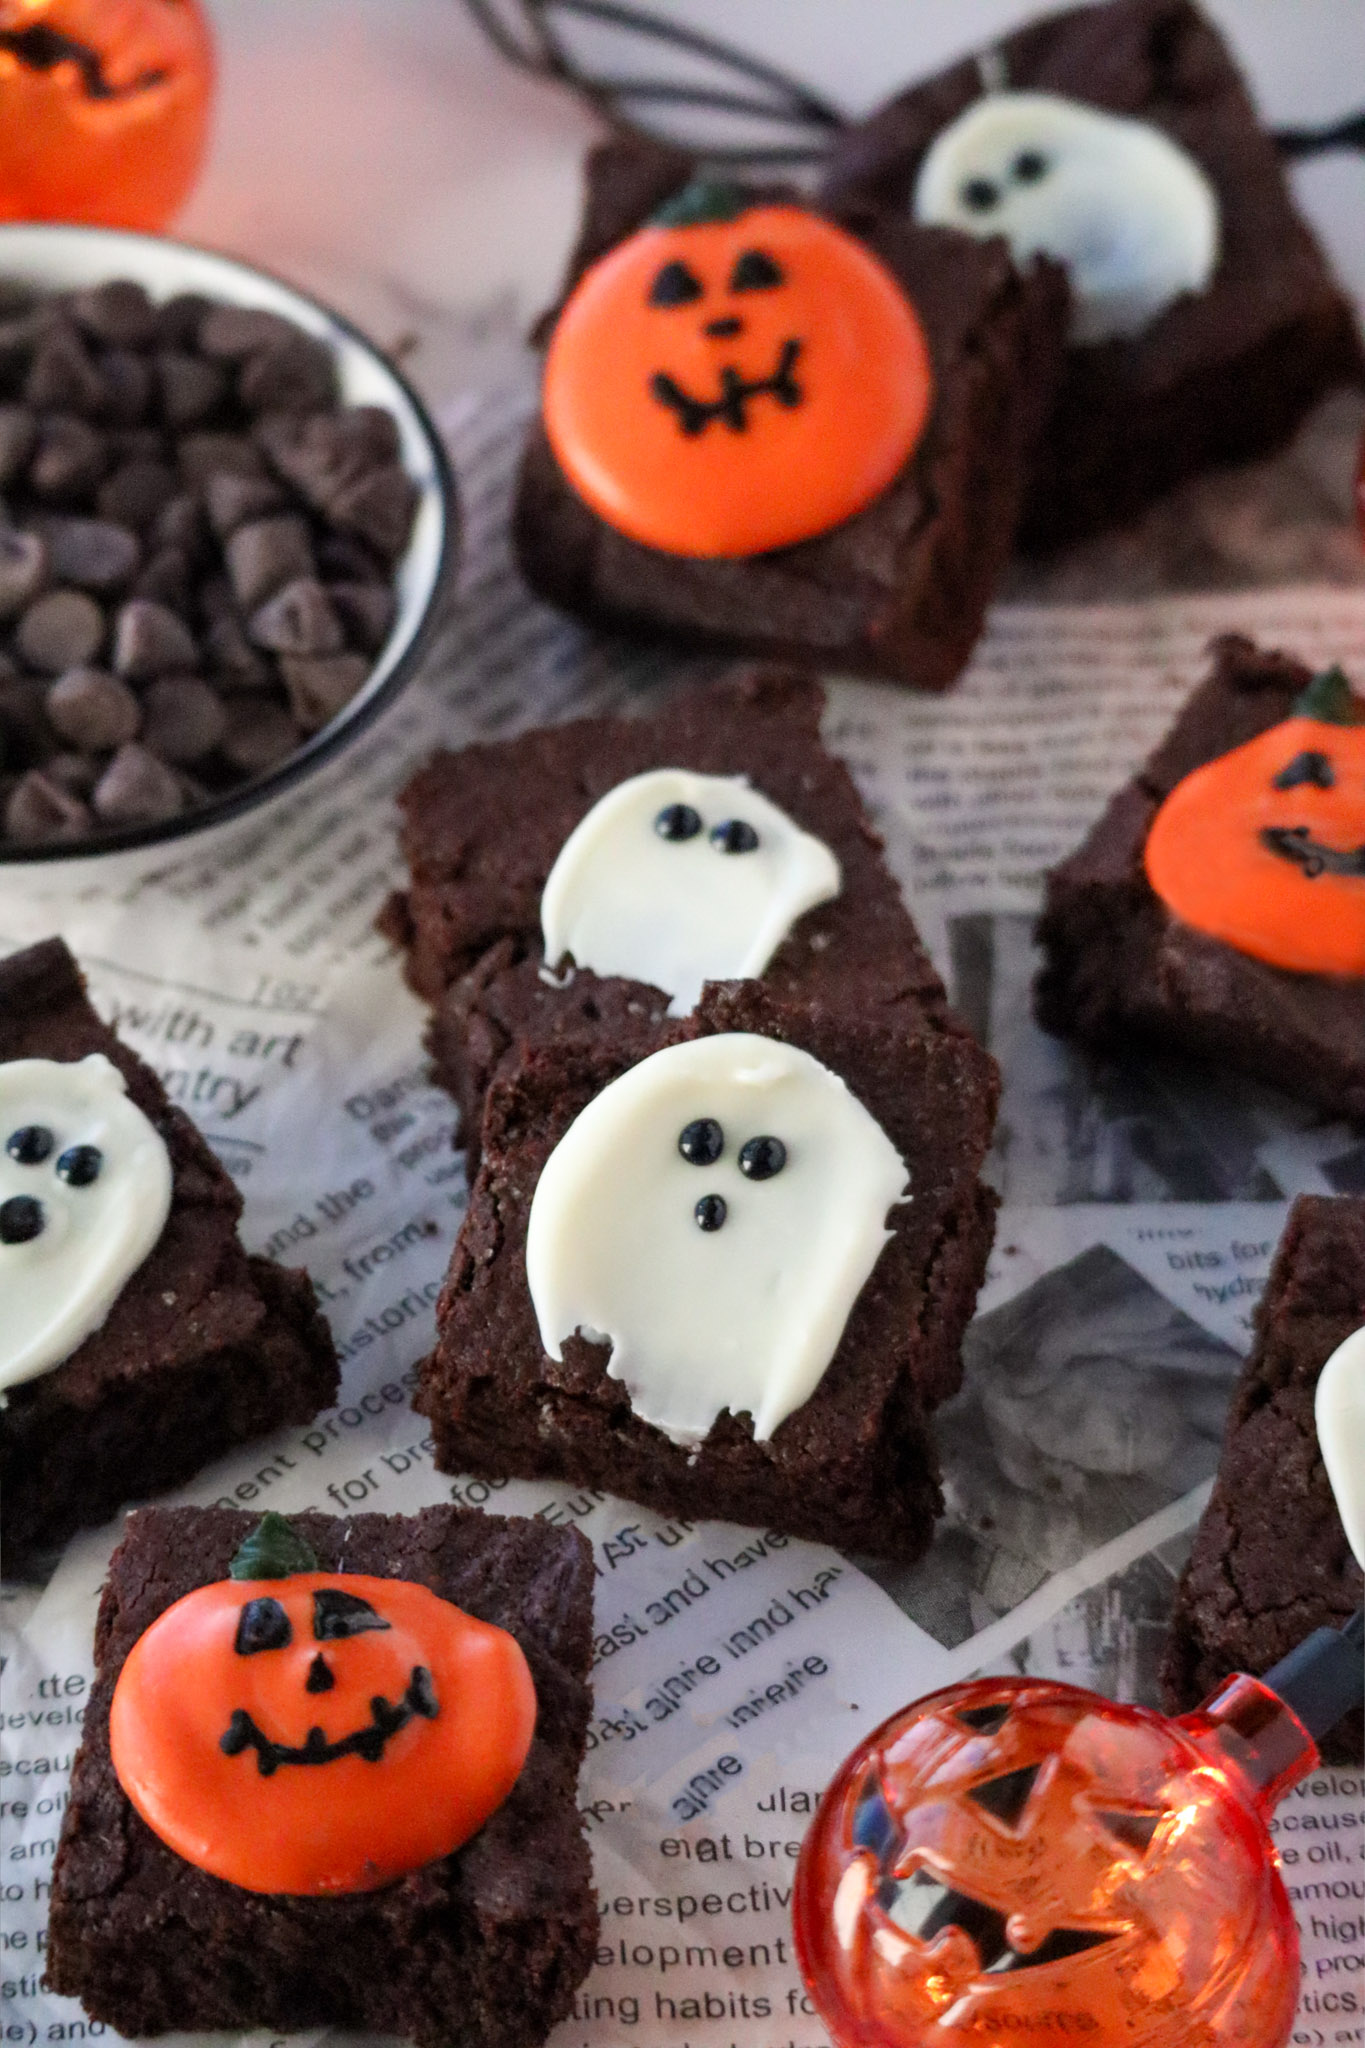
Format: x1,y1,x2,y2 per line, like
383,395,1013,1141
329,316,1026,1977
543,181,934,559
110,1567,538,1896
0,0,215,231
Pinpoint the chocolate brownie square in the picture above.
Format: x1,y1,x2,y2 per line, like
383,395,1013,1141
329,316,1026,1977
0,939,337,1569
46,1504,598,2047
821,0,1363,548
418,982,999,1561
1162,1197,1365,1764
1034,636,1365,1122
382,670,970,1161
512,135,1066,688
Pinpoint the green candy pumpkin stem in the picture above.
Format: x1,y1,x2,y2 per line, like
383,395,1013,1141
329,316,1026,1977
229,1511,320,1580
1294,665,1365,726
652,179,752,228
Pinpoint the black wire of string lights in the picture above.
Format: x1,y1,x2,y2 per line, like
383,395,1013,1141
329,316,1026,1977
461,0,1365,170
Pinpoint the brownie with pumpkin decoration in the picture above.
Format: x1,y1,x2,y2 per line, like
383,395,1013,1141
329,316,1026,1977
0,937,338,1570
1162,1195,1364,1766
819,0,1364,550
1034,636,1365,1121
511,135,1067,690
46,1505,599,2048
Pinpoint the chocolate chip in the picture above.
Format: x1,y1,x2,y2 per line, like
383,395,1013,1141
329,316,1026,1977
141,675,229,762
17,589,105,672
328,579,396,652
349,405,403,465
281,652,369,732
0,527,48,619
248,577,344,655
150,493,208,558
41,517,141,594
68,280,157,350
45,751,101,796
155,292,212,349
315,531,385,583
226,514,314,610
239,336,337,415
0,405,37,488
28,415,106,501
25,326,108,417
199,305,301,361
98,349,153,427
157,350,227,431
92,742,184,824
221,695,303,774
5,769,92,843
177,433,266,486
112,597,197,680
204,471,284,539
97,460,179,532
133,546,194,613
328,464,418,558
0,679,53,763
46,668,141,750
202,613,271,691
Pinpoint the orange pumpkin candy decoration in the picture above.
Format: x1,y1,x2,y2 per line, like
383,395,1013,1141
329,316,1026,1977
542,181,934,559
109,1515,537,1897
0,0,214,232
1144,665,1365,979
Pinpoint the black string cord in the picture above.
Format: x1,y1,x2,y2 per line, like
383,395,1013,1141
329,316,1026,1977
461,0,1365,170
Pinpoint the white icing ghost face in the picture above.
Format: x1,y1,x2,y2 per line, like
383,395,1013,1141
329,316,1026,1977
540,768,841,1017
913,91,1220,344
0,1054,173,1393
526,1032,908,1445
1315,1324,1365,1573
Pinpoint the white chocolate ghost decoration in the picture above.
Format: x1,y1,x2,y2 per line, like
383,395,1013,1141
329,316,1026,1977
1315,1324,1365,1573
913,91,1220,344
0,1054,173,1392
526,1032,908,1445
540,768,841,1016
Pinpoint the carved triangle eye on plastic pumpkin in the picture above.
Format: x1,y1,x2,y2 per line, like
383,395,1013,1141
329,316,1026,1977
1144,666,1365,979
0,0,215,231
542,183,934,559
109,1531,537,1896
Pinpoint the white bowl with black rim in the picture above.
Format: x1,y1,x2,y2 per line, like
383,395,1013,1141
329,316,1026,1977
0,224,457,865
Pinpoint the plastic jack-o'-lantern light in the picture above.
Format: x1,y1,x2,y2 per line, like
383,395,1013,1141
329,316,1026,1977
1144,664,1365,978
109,1513,538,1896
794,1615,1364,2048
0,0,214,231
542,180,934,559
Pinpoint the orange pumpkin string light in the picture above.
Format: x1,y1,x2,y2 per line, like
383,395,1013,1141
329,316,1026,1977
0,0,214,231
542,179,934,559
1144,664,1365,978
109,1513,538,1897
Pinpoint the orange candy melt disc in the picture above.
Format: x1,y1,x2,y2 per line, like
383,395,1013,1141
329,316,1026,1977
543,187,934,560
109,1570,537,1895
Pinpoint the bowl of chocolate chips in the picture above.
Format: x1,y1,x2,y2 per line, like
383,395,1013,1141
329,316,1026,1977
0,225,455,858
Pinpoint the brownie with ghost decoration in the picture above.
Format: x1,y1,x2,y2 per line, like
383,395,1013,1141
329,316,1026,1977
0,938,337,1569
46,1504,599,2048
1162,1196,1364,1766
820,0,1363,549
511,134,1067,689
417,981,999,1562
380,670,977,1166
1034,636,1365,1121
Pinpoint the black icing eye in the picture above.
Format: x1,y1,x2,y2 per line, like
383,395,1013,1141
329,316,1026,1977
655,802,703,842
738,1134,787,1180
961,177,1000,212
1273,750,1334,790
649,259,704,308
1012,150,1049,183
1,1195,44,1243
730,248,784,292
694,1193,727,1232
234,1597,292,1655
56,1145,102,1187
6,1125,54,1165
710,818,759,855
312,1589,391,1640
679,1117,724,1166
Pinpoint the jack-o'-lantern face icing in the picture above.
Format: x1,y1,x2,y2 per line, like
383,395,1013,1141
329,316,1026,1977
913,92,1219,345
109,1514,538,1895
0,1053,172,1394
526,1032,907,1445
541,768,842,1015
795,1679,1298,2048
1144,665,1365,978
0,0,214,231
542,181,934,558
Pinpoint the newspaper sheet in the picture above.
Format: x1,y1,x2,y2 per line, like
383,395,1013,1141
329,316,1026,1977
2,369,1362,2048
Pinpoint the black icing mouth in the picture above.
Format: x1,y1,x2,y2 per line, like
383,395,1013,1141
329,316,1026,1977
219,1664,437,1774
0,25,171,103
650,338,802,436
1260,825,1365,879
